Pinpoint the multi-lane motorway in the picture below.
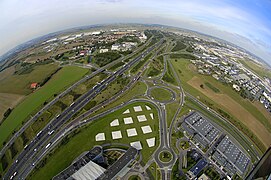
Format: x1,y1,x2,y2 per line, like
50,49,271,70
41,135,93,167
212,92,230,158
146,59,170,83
4,39,164,180
0,34,155,158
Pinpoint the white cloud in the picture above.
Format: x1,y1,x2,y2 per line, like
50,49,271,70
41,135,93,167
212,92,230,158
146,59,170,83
0,0,270,64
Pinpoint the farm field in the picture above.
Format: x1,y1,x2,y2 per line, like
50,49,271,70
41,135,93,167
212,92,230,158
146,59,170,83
0,66,88,148
0,93,25,122
0,66,15,81
0,63,59,95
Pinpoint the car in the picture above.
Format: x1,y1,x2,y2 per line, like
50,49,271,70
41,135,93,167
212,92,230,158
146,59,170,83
34,148,37,152
48,130,55,135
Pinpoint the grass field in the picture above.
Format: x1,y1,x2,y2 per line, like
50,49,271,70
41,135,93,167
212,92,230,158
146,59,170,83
252,101,271,125
0,66,15,82
162,60,177,85
29,102,159,180
145,56,164,77
166,101,180,127
150,87,173,102
171,41,187,52
170,58,270,152
0,63,59,95
0,66,88,148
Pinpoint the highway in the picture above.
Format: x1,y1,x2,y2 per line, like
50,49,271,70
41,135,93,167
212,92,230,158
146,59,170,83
0,34,155,158
4,39,164,180
16,72,157,179
16,40,163,179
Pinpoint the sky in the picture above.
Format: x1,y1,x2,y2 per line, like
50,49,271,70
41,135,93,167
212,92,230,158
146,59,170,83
0,0,271,64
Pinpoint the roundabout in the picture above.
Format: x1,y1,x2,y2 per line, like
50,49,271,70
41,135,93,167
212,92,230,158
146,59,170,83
148,86,176,103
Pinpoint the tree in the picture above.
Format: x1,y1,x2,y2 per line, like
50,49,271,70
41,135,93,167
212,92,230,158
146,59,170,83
3,108,12,120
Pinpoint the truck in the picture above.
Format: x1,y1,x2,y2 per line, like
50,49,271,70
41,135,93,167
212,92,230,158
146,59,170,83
45,143,51,149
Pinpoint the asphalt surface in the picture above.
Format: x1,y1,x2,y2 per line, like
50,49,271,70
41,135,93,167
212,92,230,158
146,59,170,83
15,43,163,179
0,34,155,158
4,39,164,180
15,44,162,179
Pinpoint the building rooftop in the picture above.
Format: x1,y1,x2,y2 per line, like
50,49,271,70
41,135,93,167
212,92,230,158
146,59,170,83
216,136,250,175
97,147,138,180
184,112,220,144
189,159,208,176
71,160,105,180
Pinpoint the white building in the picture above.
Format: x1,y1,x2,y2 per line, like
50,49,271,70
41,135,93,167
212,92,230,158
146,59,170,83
100,49,109,53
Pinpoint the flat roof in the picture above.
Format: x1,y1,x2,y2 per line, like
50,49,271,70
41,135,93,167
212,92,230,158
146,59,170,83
185,112,220,144
189,159,208,176
72,160,105,180
216,136,250,174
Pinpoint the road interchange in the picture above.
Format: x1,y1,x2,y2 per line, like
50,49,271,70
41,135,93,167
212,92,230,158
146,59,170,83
4,38,164,180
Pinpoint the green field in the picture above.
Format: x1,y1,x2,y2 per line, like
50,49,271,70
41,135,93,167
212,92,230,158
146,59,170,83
29,101,159,179
150,87,173,102
172,41,187,52
162,60,177,85
0,66,88,148
146,56,164,77
0,63,59,95
166,100,180,127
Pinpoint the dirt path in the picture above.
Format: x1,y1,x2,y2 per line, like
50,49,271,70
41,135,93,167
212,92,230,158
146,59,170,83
188,76,271,148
